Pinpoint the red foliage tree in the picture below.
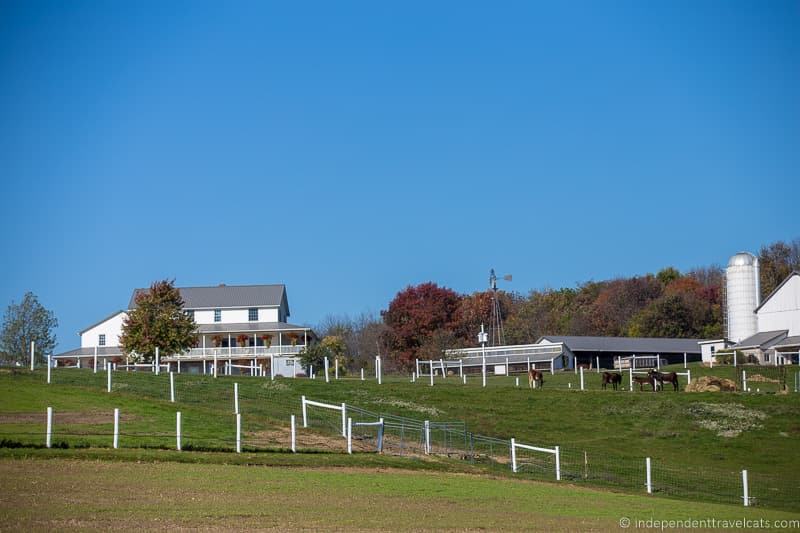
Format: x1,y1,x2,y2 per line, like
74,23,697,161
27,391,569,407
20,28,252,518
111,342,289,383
381,283,462,368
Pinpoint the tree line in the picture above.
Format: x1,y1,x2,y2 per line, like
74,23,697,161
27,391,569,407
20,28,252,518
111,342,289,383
315,238,800,371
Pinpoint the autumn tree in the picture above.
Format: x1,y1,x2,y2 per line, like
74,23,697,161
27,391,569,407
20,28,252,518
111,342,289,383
382,283,461,368
300,335,347,374
120,280,196,362
0,292,58,365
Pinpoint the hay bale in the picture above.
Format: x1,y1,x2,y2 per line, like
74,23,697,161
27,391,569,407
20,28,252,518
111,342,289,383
685,375,738,392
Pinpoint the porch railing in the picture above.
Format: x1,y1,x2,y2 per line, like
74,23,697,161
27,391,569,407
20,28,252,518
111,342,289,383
182,345,305,358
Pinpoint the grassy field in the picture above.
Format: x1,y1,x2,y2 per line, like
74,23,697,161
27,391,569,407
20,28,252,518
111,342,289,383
1,365,799,512
1,453,798,531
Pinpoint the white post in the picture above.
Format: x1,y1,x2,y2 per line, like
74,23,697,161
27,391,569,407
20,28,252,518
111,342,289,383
170,371,175,403
580,366,585,391
213,352,218,378
515,377,519,387
742,470,749,506
430,361,434,387
290,415,296,453
324,357,330,383
341,403,347,438
236,413,241,453
596,356,600,373
742,370,748,392
93,346,98,373
482,355,487,388
656,353,661,370
155,347,160,375
734,350,738,368
462,374,466,385
347,417,352,454
107,363,112,393
527,357,531,372
416,358,420,379
440,358,445,378
335,358,339,380
411,371,415,383
47,352,51,384
46,407,52,448
113,408,119,449
683,352,687,369
687,369,691,386
646,457,652,494
629,367,633,392
424,420,430,454
176,411,182,451
574,357,578,374
234,383,239,414
510,438,517,473
301,396,307,428
555,446,561,481
178,359,181,374
270,354,274,381
550,358,554,375
361,368,364,381
30,341,35,371
506,357,509,377
377,356,382,385
459,360,463,378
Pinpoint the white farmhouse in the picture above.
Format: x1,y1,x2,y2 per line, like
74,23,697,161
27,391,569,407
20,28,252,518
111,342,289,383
53,284,314,376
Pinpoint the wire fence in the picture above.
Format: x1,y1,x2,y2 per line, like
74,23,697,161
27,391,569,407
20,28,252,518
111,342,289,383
1,368,798,512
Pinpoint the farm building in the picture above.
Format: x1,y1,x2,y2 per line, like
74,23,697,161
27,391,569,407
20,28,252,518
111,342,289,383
729,271,800,365
537,335,704,369
52,284,314,376
441,342,571,376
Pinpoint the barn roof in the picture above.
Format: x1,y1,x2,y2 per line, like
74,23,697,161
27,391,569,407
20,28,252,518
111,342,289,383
537,335,704,354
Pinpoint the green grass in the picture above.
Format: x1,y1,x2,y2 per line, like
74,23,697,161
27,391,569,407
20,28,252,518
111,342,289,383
1,366,799,511
2,455,798,531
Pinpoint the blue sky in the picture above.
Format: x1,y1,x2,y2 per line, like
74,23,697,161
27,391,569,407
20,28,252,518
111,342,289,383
1,1,798,350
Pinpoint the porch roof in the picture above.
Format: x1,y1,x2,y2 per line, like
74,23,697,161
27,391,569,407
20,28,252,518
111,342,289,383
54,346,123,358
196,322,313,335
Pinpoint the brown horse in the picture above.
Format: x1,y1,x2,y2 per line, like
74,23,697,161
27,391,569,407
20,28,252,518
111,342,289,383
632,375,656,392
649,370,679,392
528,369,544,389
601,371,622,391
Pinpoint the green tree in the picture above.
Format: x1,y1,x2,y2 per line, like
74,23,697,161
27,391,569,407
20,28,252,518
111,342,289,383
0,292,58,365
119,280,196,362
300,335,347,374
759,239,800,299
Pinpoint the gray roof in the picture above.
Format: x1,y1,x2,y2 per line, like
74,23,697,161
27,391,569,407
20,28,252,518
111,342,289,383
774,335,800,349
78,310,126,335
129,284,287,313
53,346,124,358
754,271,800,313
734,330,788,350
196,322,312,335
537,335,704,354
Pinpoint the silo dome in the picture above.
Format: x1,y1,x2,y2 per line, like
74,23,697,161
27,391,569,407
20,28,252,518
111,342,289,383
728,252,757,267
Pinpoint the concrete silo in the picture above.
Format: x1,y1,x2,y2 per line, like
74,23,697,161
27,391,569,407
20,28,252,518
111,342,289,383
725,252,760,343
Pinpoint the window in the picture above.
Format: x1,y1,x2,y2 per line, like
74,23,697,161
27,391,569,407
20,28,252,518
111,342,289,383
98,334,106,346
186,310,195,320
214,309,221,322
710,346,716,354
248,308,258,321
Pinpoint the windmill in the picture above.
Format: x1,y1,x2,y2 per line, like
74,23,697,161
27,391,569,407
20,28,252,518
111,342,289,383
488,269,512,346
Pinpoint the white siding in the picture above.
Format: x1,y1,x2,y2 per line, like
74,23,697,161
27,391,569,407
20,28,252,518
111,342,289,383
757,275,800,336
80,312,127,348
193,310,215,324
259,308,279,322
699,340,728,363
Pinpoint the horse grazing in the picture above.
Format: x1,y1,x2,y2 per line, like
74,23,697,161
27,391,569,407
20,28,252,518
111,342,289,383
601,371,622,391
649,370,680,392
528,369,544,389
632,375,656,392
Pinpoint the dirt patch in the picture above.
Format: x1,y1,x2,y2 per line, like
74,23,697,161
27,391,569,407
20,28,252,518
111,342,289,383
0,411,131,425
686,402,767,437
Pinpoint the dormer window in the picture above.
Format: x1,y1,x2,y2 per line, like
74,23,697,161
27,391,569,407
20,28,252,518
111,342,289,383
248,308,258,321
214,309,221,322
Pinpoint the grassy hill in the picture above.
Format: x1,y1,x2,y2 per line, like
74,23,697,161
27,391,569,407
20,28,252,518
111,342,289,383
1,365,798,512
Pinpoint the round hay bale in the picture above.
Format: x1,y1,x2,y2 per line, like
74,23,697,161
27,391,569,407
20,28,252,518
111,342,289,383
685,375,738,392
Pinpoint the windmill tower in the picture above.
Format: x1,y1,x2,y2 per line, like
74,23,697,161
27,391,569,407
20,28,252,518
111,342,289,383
488,269,511,347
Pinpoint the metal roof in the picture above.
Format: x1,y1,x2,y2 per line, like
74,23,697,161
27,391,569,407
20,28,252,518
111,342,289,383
53,346,124,358
196,322,312,335
734,330,788,350
129,284,287,312
537,335,704,354
773,335,800,349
